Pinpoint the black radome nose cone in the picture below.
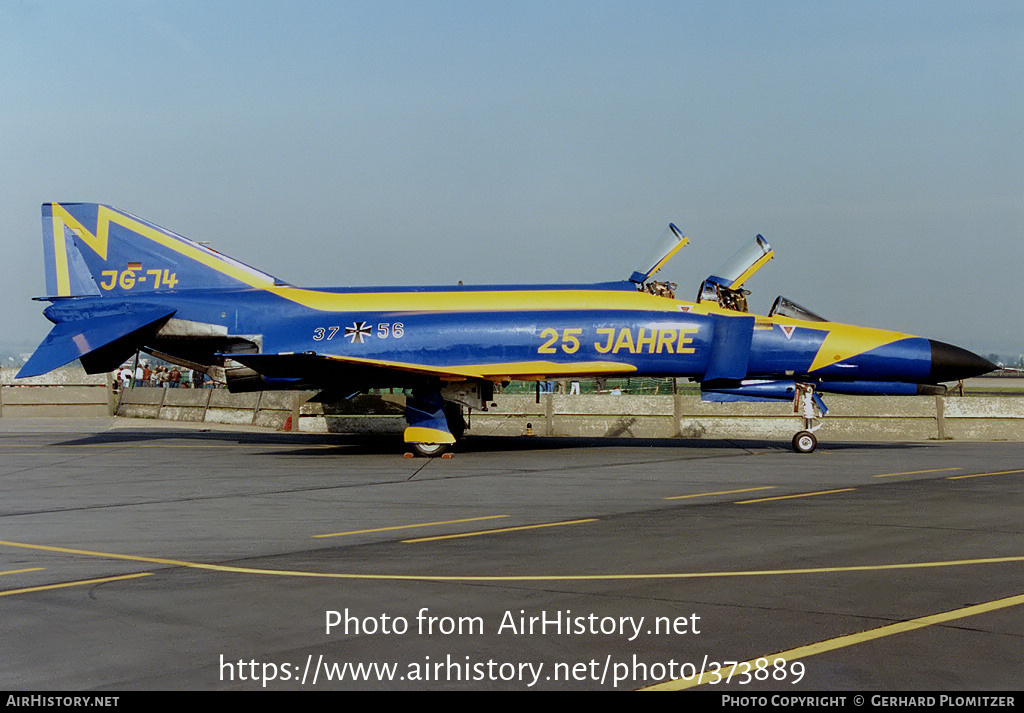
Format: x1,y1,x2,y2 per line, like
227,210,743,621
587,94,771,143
929,340,998,382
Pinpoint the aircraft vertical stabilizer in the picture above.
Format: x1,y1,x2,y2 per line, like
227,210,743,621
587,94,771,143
40,202,285,298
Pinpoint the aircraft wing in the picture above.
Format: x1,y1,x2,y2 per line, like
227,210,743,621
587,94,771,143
231,352,637,390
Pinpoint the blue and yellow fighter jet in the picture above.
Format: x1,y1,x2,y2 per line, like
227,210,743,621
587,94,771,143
19,203,996,455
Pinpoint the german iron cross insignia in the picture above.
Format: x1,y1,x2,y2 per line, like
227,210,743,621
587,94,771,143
344,321,372,344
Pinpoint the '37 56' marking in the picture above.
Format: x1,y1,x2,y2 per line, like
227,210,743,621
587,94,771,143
313,323,404,342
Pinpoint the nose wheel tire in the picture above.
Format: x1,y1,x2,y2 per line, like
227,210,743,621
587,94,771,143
411,441,451,458
792,431,817,453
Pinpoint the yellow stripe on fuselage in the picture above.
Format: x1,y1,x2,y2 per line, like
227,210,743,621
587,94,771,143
268,286,694,314
326,355,637,381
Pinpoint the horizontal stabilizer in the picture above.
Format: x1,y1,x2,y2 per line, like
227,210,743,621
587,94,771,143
17,306,176,378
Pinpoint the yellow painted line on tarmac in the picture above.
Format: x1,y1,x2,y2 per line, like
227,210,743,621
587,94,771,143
737,488,856,504
137,444,337,449
0,568,44,576
0,443,336,450
1,540,1022,582
642,590,1024,690
402,519,598,543
0,572,152,598
665,487,775,500
872,467,961,478
314,515,509,538
948,469,1024,480
141,443,339,449
0,540,232,570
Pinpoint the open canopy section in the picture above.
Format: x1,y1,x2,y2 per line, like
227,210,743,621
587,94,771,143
629,223,689,285
696,235,775,312
706,234,773,289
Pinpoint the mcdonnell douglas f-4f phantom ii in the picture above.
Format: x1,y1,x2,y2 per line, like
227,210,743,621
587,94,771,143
19,203,996,455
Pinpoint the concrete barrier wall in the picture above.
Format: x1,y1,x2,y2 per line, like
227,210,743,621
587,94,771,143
941,396,1024,440
457,394,1024,442
4,367,1022,442
0,367,112,418
116,387,310,430
299,392,1023,442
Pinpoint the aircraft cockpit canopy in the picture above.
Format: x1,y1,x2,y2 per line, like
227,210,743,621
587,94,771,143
769,296,827,322
630,223,689,286
696,234,774,313
705,234,773,289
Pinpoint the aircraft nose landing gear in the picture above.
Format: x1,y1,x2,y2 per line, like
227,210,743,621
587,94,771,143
792,430,817,454
792,384,826,453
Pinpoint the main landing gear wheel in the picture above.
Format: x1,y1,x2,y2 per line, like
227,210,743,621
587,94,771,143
411,441,451,458
792,431,817,453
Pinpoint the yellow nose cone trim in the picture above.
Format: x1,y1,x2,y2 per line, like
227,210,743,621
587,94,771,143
808,324,911,373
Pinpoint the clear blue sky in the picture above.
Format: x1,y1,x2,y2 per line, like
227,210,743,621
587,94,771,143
2,1,1021,355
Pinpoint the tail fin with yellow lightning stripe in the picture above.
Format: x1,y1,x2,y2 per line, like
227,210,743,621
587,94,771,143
41,202,284,298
